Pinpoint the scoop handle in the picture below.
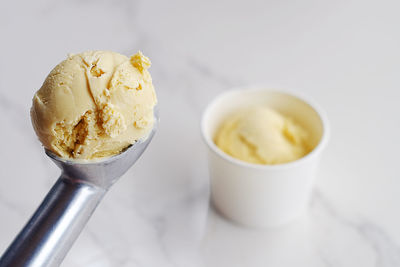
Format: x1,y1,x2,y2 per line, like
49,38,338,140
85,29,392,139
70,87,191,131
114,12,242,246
0,175,105,267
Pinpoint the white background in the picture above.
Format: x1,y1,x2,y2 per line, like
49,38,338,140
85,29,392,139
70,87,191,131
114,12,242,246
0,0,399,266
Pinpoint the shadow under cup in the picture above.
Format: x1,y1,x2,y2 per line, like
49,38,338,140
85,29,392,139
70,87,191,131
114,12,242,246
201,89,329,228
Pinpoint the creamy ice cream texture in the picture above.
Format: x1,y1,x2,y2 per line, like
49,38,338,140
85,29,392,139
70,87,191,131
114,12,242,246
31,50,157,160
214,106,311,165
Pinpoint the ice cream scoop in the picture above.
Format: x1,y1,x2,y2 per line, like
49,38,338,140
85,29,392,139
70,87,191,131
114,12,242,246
31,50,157,160
0,121,157,267
0,51,158,267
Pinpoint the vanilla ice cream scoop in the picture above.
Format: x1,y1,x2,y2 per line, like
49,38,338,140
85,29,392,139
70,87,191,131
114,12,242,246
215,106,311,164
0,50,158,267
31,50,157,160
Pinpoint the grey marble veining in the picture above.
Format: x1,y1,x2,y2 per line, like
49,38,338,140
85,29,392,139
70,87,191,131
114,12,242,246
1,0,400,266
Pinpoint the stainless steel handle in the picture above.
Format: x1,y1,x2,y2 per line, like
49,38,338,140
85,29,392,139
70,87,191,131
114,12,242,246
0,175,106,267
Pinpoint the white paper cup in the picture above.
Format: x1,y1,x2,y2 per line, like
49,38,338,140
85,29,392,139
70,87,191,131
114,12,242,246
201,88,329,228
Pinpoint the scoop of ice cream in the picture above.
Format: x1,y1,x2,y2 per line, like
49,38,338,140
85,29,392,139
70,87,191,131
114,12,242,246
214,106,311,165
31,50,157,160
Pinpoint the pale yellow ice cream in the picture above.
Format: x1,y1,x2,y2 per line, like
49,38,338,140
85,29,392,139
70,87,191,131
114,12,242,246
214,106,311,165
31,50,157,160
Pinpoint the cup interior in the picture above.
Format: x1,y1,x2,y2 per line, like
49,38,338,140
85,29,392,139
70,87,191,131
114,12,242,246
202,88,328,165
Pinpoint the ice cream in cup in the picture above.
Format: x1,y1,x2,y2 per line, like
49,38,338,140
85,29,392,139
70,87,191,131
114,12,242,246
201,88,329,228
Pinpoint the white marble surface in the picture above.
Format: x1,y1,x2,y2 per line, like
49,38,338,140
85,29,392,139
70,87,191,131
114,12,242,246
1,0,400,266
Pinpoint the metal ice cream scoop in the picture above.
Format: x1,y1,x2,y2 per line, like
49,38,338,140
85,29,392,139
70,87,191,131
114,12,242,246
0,114,158,267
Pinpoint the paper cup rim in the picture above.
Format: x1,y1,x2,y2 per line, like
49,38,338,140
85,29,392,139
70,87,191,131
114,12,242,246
201,87,330,170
